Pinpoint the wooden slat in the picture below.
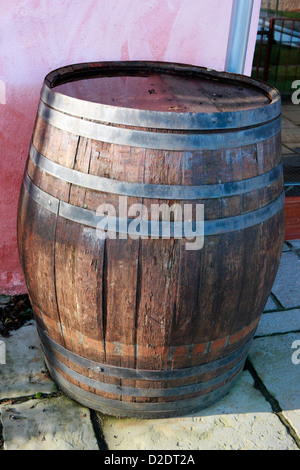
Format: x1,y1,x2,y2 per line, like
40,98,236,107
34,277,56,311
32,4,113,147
17,184,64,345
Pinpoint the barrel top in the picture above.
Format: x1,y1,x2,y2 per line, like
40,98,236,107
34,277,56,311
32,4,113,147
53,69,269,114
42,61,281,130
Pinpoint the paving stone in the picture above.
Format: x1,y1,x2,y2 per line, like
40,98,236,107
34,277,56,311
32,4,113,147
281,126,300,143
257,309,300,336
282,110,300,126
0,323,57,399
281,117,299,129
1,395,98,450
248,333,300,438
282,142,300,152
283,242,291,252
101,371,297,450
290,239,300,251
282,146,296,155
271,251,300,308
263,297,278,312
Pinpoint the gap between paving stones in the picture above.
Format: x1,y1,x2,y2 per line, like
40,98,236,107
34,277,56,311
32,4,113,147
265,302,300,313
286,241,300,258
263,296,300,314
265,293,285,312
245,299,300,452
90,410,109,450
245,356,300,450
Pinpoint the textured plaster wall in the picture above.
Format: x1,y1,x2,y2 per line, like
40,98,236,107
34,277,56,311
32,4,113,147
0,0,261,294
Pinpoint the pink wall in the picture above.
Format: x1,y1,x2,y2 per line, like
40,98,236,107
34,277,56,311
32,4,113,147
0,0,261,294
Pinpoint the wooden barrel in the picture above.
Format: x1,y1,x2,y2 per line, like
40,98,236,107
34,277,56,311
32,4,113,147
17,61,284,418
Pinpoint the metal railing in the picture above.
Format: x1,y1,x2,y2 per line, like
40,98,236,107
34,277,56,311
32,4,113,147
283,154,300,197
252,17,300,97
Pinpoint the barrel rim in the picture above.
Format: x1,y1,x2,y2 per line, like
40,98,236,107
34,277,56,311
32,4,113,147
41,60,281,131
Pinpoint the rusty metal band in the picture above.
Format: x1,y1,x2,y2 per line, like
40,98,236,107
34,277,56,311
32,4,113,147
29,144,283,200
43,355,244,418
23,172,60,215
37,323,252,381
41,81,281,131
22,172,285,237
37,100,281,151
41,341,246,398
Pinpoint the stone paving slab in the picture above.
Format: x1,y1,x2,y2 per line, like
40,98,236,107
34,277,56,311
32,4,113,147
282,143,300,152
248,333,300,439
101,371,298,450
281,118,300,131
282,145,296,155
257,309,300,336
280,115,300,144
271,251,300,309
1,395,99,450
282,132,300,145
263,296,278,312
0,322,57,400
283,242,291,252
290,240,300,252
282,108,300,126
